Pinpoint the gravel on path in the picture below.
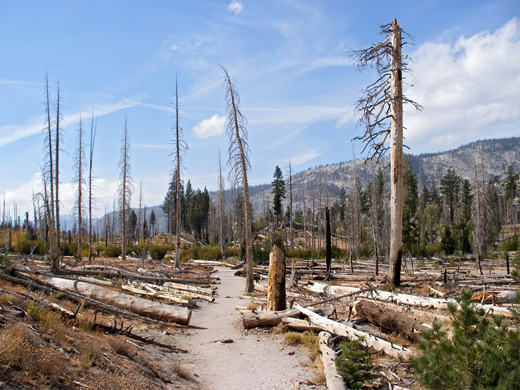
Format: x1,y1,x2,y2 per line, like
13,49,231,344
175,266,319,390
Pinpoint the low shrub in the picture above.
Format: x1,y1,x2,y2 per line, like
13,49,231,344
105,245,122,258
13,237,46,255
149,244,170,260
335,337,373,389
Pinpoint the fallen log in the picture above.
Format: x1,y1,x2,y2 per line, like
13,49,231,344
471,290,519,304
243,308,301,329
45,276,192,325
120,284,196,308
295,305,414,360
0,272,182,326
162,281,215,296
243,306,335,329
319,332,346,390
354,300,427,342
306,282,515,318
282,317,325,332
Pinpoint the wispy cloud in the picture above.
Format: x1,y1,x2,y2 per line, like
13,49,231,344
248,105,349,126
0,78,40,87
291,149,322,165
133,144,171,149
0,99,139,148
228,0,243,15
269,125,308,148
193,114,226,139
405,17,520,152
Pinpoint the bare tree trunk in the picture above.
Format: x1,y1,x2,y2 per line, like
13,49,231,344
288,160,294,249
174,79,182,270
325,207,331,273
75,117,84,263
388,21,404,287
218,151,226,259
44,75,58,272
222,67,254,293
55,82,61,265
266,245,286,311
88,113,96,264
119,118,132,261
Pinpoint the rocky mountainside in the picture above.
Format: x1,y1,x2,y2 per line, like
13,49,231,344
98,137,519,232
248,137,520,215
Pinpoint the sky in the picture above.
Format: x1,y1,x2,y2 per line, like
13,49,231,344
0,0,519,221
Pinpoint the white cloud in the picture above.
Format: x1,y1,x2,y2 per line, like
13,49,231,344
291,149,322,165
228,0,243,15
248,105,349,126
405,18,520,152
270,126,308,148
193,114,226,139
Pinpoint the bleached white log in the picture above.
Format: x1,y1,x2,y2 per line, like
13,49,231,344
46,276,191,325
295,304,414,360
319,332,346,390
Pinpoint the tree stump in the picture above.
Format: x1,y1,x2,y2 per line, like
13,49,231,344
266,245,286,311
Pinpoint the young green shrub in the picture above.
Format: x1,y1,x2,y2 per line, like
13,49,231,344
105,245,122,258
413,290,520,389
335,337,373,389
149,244,170,260
511,251,520,281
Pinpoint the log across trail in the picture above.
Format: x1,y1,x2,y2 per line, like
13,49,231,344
175,267,317,390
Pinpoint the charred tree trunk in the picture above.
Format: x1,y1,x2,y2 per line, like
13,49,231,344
325,207,332,273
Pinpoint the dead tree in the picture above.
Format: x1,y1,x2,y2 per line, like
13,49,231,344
55,82,62,260
42,74,58,272
221,66,254,293
172,77,187,270
73,116,85,263
217,150,226,259
119,117,133,261
288,160,294,249
88,113,97,264
353,20,421,286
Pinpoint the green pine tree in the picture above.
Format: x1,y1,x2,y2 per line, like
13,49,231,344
414,290,520,390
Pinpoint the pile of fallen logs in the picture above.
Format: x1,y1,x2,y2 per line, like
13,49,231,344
0,261,219,327
237,252,519,389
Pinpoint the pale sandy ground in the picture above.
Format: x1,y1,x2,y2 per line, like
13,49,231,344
175,267,324,390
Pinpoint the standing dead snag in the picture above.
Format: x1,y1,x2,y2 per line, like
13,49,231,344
267,245,286,311
119,117,133,261
353,20,421,286
221,66,254,293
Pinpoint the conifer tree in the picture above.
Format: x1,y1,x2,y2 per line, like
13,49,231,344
271,165,286,228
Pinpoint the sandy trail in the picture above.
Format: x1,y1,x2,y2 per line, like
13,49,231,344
176,266,316,390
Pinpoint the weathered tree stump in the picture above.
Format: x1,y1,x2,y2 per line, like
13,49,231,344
266,245,286,311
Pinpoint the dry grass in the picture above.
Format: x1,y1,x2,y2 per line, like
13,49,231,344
107,335,136,357
246,303,258,311
283,331,303,346
172,361,197,382
0,293,14,304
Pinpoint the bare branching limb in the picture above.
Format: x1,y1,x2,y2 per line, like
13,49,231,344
119,117,133,261
221,65,254,293
352,20,422,287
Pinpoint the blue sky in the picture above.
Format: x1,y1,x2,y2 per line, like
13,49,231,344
1,0,519,220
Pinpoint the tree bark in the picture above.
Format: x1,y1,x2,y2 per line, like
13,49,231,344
45,276,191,325
355,299,426,342
266,245,286,311
388,20,404,287
319,332,347,390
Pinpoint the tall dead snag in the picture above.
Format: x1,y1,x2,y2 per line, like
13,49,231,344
88,113,97,264
325,207,332,273
55,82,61,261
217,150,226,259
42,74,58,272
171,77,187,270
119,117,133,261
267,245,286,311
73,116,85,263
221,66,254,293
353,20,421,287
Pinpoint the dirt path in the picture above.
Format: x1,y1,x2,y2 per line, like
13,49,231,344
175,266,318,390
